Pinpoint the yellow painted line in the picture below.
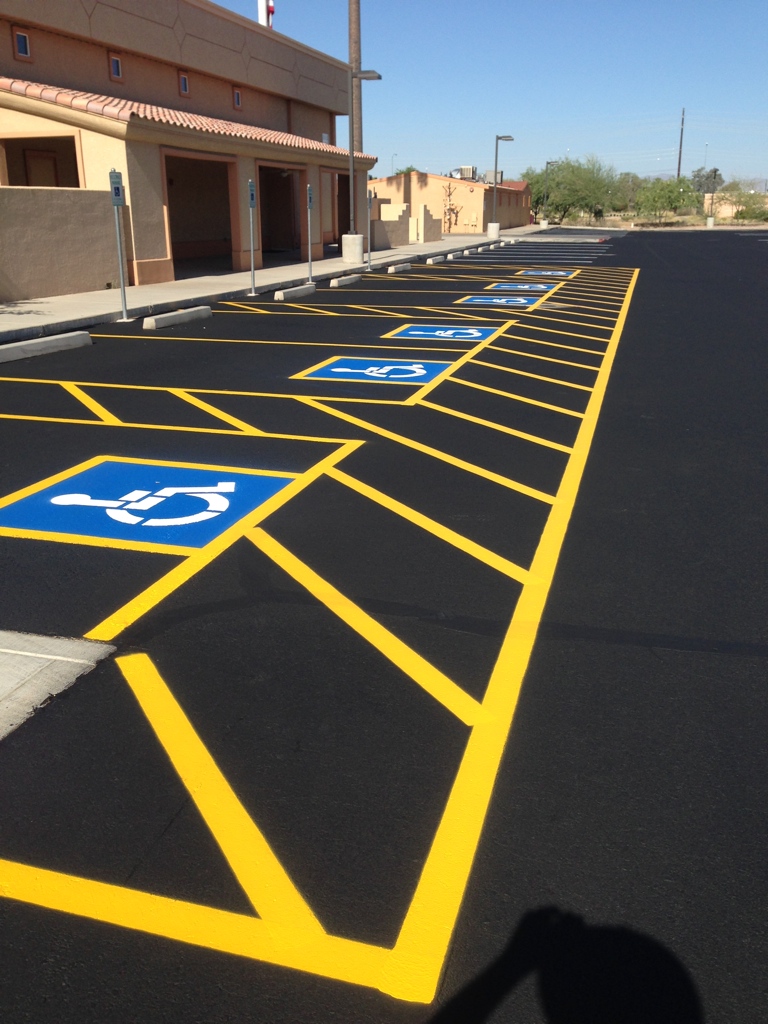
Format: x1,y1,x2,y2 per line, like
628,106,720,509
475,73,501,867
386,267,641,1002
0,412,107,427
248,528,483,726
85,442,361,641
0,526,194,557
485,346,600,371
404,322,515,405
418,399,573,453
326,467,531,584
0,857,394,993
92,332,463,351
471,359,593,392
218,301,271,313
284,303,340,315
118,653,324,932
347,304,405,318
298,398,557,504
167,388,264,434
413,306,494,322
59,382,122,424
0,412,253,436
526,313,614,334
451,376,585,418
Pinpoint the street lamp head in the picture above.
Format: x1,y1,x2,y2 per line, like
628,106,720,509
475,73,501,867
355,69,381,80
497,135,514,141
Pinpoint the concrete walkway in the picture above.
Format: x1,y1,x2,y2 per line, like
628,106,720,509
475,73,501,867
0,226,541,344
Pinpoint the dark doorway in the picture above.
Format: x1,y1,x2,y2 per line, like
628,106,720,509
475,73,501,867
2,136,79,187
258,165,300,264
166,155,233,275
337,172,350,238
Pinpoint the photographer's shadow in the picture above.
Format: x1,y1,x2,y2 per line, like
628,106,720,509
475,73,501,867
429,907,704,1023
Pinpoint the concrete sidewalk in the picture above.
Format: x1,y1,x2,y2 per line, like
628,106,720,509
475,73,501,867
0,226,541,344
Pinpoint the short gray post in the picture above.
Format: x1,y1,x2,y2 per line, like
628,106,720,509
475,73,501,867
307,183,314,284
247,178,257,295
109,168,128,321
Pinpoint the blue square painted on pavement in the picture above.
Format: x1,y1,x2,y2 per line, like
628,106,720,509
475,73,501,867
516,269,575,278
301,357,451,384
387,324,499,342
487,282,556,292
0,460,293,548
457,294,541,308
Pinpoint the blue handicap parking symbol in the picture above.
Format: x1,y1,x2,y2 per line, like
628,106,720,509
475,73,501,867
0,460,293,548
486,282,556,292
301,357,451,384
516,269,575,278
386,324,499,342
457,295,541,308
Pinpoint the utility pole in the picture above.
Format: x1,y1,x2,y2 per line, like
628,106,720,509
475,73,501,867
349,0,362,154
677,107,685,179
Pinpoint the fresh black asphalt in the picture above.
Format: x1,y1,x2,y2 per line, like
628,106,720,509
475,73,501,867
0,231,766,1023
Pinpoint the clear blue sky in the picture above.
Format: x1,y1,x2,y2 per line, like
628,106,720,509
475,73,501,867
219,0,768,185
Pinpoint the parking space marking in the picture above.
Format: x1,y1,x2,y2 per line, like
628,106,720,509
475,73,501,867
381,323,509,343
59,382,122,424
451,377,585,418
418,399,574,453
403,323,515,406
0,262,641,1002
470,359,594,392
291,356,454,386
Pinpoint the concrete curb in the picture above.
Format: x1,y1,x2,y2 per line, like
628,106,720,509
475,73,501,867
463,248,478,255
143,305,212,330
426,256,445,264
274,283,316,301
387,263,412,274
0,330,91,363
329,274,362,288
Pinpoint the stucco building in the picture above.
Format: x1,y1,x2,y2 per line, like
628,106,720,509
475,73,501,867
369,171,531,235
0,0,376,300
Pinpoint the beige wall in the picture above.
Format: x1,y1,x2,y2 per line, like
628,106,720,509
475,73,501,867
0,0,348,135
0,186,126,300
370,173,530,233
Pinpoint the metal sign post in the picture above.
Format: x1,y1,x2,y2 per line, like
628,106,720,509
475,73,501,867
367,190,373,272
109,169,128,320
247,178,257,296
306,184,314,284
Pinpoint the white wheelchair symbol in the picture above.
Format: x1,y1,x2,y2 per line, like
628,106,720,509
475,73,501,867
50,482,236,527
406,328,482,339
330,363,428,379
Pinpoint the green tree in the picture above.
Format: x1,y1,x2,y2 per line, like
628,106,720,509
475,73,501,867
520,165,546,219
393,165,419,175
635,177,697,223
691,166,724,194
609,172,643,212
720,179,768,220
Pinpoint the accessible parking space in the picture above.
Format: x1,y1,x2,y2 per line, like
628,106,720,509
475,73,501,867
11,233,766,1023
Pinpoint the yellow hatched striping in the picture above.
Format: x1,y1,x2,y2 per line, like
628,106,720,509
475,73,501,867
297,398,558,504
470,359,594,392
418,399,573,454
485,345,601,371
450,376,586,418
248,528,484,726
58,382,122,424
167,389,264,434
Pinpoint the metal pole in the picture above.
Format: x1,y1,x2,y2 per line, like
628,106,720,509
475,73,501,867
307,184,313,284
367,189,372,271
348,66,355,234
247,178,256,295
677,107,685,179
492,136,499,223
113,204,128,320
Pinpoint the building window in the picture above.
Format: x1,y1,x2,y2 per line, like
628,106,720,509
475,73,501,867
233,87,242,110
108,52,123,82
178,71,190,96
12,27,32,62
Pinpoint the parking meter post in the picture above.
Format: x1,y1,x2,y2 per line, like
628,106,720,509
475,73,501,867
367,190,372,271
307,184,313,284
247,178,257,295
109,169,129,321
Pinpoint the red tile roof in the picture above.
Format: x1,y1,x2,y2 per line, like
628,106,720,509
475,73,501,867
0,76,375,160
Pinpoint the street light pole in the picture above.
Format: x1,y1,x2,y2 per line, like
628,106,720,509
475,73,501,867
347,67,381,235
543,160,558,221
492,134,514,224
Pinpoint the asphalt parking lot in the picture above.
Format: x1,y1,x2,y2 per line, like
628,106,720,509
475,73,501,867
0,230,766,1023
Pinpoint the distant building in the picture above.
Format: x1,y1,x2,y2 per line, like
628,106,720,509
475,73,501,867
0,0,376,299
368,171,531,235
